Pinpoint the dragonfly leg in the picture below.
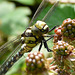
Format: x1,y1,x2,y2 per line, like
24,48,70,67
43,38,52,52
48,25,59,33
38,41,42,51
45,35,54,42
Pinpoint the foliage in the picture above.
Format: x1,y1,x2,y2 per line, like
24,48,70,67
15,0,35,5
0,0,75,75
0,1,31,36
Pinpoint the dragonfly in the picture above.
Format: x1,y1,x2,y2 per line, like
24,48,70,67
0,0,59,75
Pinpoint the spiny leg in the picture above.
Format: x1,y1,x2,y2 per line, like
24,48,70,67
38,36,54,52
43,37,52,52
45,35,54,42
48,25,59,33
38,41,42,51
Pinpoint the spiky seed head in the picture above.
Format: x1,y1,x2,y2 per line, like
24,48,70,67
53,41,74,56
54,26,62,43
26,52,45,72
61,18,75,39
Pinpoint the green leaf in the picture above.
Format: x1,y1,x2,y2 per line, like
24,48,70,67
15,0,35,5
1,2,75,75
47,4,75,27
0,1,31,36
0,1,15,18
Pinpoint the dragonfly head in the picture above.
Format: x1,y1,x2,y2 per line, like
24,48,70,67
32,21,49,36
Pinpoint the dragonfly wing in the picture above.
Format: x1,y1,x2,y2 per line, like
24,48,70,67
28,0,49,26
0,36,21,65
42,1,60,28
0,36,20,51
42,1,59,21
1,43,21,69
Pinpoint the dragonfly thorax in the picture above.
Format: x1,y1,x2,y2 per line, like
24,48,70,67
21,21,49,48
31,21,49,36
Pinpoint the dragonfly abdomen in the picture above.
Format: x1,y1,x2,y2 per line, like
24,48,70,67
0,44,33,75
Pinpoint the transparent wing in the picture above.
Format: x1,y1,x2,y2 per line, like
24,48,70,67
28,0,49,26
0,36,21,53
41,0,60,29
42,1,59,21
0,36,21,65
42,1,59,31
1,43,21,69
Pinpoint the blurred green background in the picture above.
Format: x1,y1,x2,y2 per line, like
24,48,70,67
0,0,41,46
0,0,75,75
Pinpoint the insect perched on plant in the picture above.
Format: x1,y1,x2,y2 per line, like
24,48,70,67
0,0,59,75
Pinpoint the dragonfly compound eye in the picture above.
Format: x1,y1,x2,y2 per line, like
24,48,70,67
35,20,49,34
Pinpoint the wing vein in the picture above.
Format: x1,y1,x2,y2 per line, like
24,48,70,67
28,0,48,26
42,1,59,21
1,43,21,68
